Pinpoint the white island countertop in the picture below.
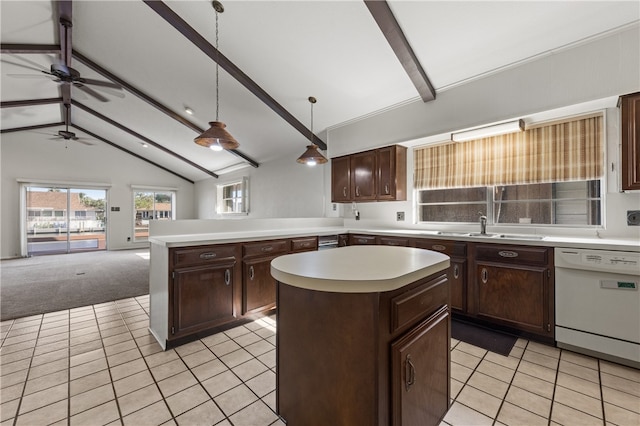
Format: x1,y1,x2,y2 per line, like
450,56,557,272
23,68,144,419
271,245,450,293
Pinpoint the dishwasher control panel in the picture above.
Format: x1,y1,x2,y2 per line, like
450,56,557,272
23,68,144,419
556,248,640,275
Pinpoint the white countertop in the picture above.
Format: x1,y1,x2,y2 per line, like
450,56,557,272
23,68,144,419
270,245,450,293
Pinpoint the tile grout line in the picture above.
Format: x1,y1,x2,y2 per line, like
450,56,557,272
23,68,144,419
489,340,530,426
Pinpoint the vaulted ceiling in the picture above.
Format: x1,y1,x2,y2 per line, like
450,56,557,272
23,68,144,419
2,1,638,183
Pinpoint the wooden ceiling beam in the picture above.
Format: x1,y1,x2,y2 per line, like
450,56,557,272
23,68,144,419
1,122,65,134
71,124,195,184
143,0,327,151
1,98,62,108
0,44,60,54
72,100,219,179
72,50,260,168
364,0,436,102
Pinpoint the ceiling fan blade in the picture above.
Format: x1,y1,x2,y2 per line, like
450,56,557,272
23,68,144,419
6,73,53,79
79,78,122,90
1,58,47,73
76,139,94,146
74,83,109,102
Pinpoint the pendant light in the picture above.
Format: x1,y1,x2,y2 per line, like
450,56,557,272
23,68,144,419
297,96,328,166
194,1,239,151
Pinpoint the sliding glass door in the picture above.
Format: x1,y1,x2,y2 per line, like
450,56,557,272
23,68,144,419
26,186,107,256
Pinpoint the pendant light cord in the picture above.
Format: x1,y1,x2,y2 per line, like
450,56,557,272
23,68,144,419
215,8,220,122
310,101,314,142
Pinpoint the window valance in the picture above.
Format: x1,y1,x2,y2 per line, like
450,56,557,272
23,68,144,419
414,115,603,190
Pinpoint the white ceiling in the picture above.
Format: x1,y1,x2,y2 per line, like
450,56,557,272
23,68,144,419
2,1,638,182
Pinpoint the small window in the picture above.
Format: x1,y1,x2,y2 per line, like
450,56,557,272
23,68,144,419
133,190,175,241
217,177,249,215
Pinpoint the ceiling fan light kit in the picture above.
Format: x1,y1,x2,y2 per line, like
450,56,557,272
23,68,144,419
194,0,239,151
297,96,327,166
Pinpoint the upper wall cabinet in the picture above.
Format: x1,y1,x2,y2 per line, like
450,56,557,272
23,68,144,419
331,145,407,203
620,92,640,191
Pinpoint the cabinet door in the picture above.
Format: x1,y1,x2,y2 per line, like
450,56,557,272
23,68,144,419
620,92,640,190
243,256,278,314
351,150,377,201
172,261,236,337
449,259,467,313
349,234,377,245
476,262,550,335
331,155,351,202
377,145,407,201
391,307,450,426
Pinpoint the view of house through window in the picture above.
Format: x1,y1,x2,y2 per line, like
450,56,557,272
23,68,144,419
25,186,107,256
414,115,604,227
134,190,175,241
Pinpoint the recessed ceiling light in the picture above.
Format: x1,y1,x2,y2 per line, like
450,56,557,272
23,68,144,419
184,107,194,115
141,143,149,148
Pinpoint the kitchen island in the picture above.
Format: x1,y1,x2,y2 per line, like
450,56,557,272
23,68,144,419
271,245,450,426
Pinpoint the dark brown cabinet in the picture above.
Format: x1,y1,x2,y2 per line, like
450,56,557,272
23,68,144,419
242,239,289,315
277,271,449,425
331,145,407,202
415,239,467,314
471,244,554,339
169,244,240,340
620,92,640,190
391,307,450,426
377,145,407,201
331,155,351,202
378,235,410,247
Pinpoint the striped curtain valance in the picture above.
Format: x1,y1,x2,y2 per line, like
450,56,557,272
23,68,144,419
414,115,603,190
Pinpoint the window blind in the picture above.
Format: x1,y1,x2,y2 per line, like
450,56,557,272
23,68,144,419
414,115,603,190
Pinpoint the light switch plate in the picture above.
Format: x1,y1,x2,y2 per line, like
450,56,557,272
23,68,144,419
627,210,640,226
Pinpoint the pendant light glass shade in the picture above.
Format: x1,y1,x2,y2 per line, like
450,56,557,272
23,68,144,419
195,1,239,151
297,96,327,166
194,121,239,150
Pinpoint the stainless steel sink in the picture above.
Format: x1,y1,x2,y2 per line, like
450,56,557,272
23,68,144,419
497,234,546,240
467,232,500,238
436,231,470,237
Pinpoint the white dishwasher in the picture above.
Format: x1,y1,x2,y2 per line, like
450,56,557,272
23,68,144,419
555,248,640,368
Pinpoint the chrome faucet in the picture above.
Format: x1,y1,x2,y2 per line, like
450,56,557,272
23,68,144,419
479,214,487,235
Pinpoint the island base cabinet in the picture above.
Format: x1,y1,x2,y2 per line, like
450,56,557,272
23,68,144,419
172,261,236,337
391,306,450,426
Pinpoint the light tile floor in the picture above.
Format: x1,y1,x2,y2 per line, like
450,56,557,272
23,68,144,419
1,295,639,425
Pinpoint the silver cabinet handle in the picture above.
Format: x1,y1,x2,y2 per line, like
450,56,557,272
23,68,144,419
357,238,367,244
355,186,360,197
499,250,519,258
249,265,255,280
481,267,488,284
431,244,446,251
453,264,460,279
343,187,347,197
261,246,273,253
224,269,231,286
384,184,389,194
199,252,217,260
405,354,415,391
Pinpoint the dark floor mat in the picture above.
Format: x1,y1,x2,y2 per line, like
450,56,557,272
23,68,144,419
451,320,517,356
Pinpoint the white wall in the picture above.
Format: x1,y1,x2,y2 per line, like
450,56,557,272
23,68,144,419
327,25,640,241
0,132,195,258
195,148,326,219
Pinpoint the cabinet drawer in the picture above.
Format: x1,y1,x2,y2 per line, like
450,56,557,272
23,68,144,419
378,236,410,247
349,234,377,245
243,239,289,258
475,244,549,265
415,239,466,257
172,245,237,268
390,275,448,333
291,237,318,252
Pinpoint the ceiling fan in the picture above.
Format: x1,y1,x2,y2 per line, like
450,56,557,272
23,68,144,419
39,104,94,147
5,17,124,102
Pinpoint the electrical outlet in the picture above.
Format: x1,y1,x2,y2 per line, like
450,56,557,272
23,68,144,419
127,237,131,242
397,212,405,221
627,210,640,226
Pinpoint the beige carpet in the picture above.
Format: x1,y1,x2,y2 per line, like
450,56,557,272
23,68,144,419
0,249,149,321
